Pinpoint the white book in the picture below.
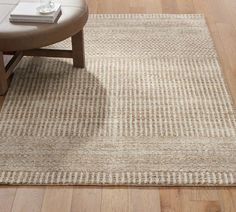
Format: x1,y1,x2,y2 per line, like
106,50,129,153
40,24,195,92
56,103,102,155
9,17,60,23
10,2,61,23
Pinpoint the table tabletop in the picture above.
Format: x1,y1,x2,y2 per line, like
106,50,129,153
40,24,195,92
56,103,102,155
0,0,88,51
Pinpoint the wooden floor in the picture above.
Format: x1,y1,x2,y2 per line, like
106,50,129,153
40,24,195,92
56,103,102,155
0,0,236,211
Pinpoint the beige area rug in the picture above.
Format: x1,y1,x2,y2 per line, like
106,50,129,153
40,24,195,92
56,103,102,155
0,14,236,186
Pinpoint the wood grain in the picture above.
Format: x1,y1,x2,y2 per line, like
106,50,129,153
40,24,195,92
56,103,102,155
41,187,73,212
101,188,129,212
11,187,45,212
71,187,102,212
129,188,161,212
0,0,236,211
0,187,16,212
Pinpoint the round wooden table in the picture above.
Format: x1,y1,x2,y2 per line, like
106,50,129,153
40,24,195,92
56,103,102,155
0,0,88,95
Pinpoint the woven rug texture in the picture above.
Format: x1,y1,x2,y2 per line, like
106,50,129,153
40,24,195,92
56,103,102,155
0,14,236,186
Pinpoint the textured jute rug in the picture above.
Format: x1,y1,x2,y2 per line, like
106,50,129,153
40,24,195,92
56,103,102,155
0,14,236,186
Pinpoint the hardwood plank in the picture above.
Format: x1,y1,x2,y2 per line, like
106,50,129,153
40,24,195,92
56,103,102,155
129,6,145,13
193,0,236,105
145,0,162,13
71,187,102,212
159,188,182,212
96,0,112,13
161,0,178,13
129,0,162,13
11,187,45,212
223,0,236,30
208,0,233,24
129,0,144,14
230,189,236,209
176,0,195,13
0,187,16,212
189,188,219,201
40,187,73,212
180,188,221,212
183,201,221,212
129,188,161,212
191,0,204,13
86,0,98,13
218,189,236,212
97,0,130,13
110,0,130,13
215,22,236,70
214,22,236,105
101,188,129,212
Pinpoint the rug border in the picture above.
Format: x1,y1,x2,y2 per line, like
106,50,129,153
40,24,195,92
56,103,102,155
0,171,235,186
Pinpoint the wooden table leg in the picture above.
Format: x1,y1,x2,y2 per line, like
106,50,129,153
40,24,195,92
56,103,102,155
0,52,8,96
71,30,85,68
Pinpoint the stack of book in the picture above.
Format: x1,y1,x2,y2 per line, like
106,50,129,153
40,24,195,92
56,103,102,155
9,2,61,24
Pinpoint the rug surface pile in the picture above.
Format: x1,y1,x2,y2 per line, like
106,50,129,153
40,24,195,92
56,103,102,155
0,14,235,186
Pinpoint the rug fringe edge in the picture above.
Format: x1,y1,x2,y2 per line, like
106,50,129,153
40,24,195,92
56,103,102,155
0,171,235,186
